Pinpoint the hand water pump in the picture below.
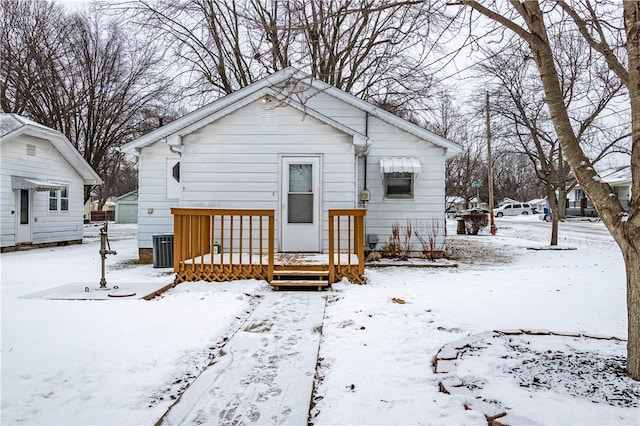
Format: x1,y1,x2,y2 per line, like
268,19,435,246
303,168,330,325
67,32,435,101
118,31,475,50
99,221,117,289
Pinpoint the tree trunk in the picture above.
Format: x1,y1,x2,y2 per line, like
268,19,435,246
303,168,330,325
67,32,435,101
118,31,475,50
623,240,640,379
623,0,640,381
522,1,639,379
464,0,640,382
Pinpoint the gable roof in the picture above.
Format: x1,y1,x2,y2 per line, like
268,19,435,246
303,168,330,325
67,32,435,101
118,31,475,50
113,189,138,202
600,165,631,185
0,113,102,185
120,67,462,157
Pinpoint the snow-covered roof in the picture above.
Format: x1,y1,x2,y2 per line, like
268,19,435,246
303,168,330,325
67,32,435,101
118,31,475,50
527,197,547,206
120,67,462,158
0,113,102,185
446,196,465,204
499,198,520,206
113,189,138,202
599,165,631,185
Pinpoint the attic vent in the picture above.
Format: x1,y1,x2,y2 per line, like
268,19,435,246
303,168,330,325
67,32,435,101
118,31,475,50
26,144,36,156
259,104,275,126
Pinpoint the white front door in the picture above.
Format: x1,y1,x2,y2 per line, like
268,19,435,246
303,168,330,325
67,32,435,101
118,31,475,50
16,189,32,243
281,156,321,252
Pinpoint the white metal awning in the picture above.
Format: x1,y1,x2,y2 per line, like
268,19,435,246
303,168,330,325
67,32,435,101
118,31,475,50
379,157,421,176
11,176,60,192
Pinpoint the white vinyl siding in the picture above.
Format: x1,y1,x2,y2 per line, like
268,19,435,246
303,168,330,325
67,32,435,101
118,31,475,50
136,143,180,249
358,115,447,249
1,135,85,247
177,101,355,252
134,81,451,255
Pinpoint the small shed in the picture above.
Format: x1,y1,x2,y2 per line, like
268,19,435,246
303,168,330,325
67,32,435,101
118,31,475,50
114,190,138,223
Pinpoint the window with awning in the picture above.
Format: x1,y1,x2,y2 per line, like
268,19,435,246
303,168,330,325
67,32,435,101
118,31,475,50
379,158,421,200
379,157,422,175
11,176,61,192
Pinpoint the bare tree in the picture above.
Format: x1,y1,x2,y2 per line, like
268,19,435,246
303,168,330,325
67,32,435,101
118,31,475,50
0,0,74,116
1,0,171,203
430,92,486,207
478,35,627,245
454,0,640,379
126,0,444,112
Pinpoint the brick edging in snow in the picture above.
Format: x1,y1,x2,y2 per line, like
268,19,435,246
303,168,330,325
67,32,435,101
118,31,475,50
433,329,625,426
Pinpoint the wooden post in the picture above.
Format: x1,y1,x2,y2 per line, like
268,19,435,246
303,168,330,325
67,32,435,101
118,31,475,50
328,211,335,284
268,212,274,283
356,214,365,277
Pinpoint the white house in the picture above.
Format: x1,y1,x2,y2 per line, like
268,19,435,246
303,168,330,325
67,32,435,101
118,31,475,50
0,114,102,251
567,165,632,214
121,68,461,262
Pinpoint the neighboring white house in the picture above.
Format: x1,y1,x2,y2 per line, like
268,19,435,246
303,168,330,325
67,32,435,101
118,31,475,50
0,114,102,251
121,67,461,262
527,197,548,213
567,165,632,214
445,196,466,212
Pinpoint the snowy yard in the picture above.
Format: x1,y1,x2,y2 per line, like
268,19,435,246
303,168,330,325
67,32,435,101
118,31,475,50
1,217,639,425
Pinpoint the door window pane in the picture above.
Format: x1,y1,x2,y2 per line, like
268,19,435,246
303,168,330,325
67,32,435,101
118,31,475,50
288,194,313,223
289,164,313,193
20,190,29,224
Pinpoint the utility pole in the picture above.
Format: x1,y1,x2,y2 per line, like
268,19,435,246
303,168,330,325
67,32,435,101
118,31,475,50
487,92,497,235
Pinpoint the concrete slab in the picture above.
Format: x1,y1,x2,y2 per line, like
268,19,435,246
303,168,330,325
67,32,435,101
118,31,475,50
20,282,174,300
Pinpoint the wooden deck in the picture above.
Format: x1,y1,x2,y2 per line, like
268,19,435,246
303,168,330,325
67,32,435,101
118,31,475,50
171,208,366,288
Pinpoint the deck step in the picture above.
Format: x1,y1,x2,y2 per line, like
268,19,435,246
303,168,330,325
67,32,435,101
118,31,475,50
269,280,329,291
270,267,331,290
270,279,330,287
272,269,329,277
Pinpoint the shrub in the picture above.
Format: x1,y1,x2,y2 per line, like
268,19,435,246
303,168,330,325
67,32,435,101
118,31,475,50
462,213,488,235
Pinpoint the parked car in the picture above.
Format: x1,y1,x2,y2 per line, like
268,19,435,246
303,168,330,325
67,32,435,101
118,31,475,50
494,202,534,217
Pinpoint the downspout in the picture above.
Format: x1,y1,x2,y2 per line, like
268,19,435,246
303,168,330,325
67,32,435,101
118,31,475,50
364,112,369,192
357,112,371,208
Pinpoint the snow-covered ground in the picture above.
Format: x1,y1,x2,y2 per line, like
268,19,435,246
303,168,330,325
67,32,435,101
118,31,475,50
1,216,638,425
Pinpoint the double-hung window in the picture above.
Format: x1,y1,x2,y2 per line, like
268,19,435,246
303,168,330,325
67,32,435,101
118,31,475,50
49,184,69,212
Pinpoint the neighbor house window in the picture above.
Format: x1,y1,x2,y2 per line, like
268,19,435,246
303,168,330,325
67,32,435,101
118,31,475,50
384,172,414,199
49,184,69,212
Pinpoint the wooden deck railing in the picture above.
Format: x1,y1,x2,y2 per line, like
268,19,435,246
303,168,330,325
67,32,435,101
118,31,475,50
328,208,367,284
171,207,366,285
171,208,275,283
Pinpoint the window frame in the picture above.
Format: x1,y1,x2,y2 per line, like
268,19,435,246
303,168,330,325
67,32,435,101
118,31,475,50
48,183,70,213
383,172,414,200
